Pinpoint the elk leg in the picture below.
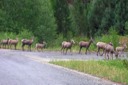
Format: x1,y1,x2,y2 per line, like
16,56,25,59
28,45,29,51
85,48,88,54
70,48,72,55
41,47,43,52
37,48,39,52
62,48,64,53
97,47,100,56
22,44,25,51
65,48,68,54
121,51,124,57
5,44,6,49
30,45,31,51
115,52,118,59
61,47,63,53
101,49,105,56
79,46,82,54
15,44,16,50
111,53,113,60
107,52,109,60
104,50,106,60
62,48,65,54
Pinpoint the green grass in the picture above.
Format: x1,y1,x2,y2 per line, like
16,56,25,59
50,60,128,84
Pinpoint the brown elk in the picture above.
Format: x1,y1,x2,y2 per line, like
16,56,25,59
0,38,9,49
8,38,18,50
36,41,47,51
61,39,75,54
79,38,93,54
96,42,113,56
21,37,34,51
104,43,116,59
116,43,127,57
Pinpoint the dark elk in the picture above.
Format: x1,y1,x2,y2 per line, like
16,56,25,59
21,37,34,51
79,38,93,54
0,38,9,49
8,38,18,50
61,39,75,54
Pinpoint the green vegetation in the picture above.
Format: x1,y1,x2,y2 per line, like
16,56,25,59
0,0,128,44
0,0,128,50
50,59,128,84
0,0,56,44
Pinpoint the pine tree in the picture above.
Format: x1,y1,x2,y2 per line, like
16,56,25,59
51,0,71,38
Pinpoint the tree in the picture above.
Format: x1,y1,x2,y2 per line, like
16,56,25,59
51,0,71,38
72,0,86,36
0,0,57,42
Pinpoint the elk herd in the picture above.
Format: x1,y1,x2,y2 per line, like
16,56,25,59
0,37,127,60
0,37,46,52
61,38,127,60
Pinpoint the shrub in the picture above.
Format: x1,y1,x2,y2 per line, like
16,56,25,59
96,27,119,48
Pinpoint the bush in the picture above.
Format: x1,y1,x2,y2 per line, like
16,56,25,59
18,29,34,39
108,27,119,48
96,27,119,48
0,32,17,40
18,29,38,48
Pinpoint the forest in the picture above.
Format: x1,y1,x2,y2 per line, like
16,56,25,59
0,0,128,45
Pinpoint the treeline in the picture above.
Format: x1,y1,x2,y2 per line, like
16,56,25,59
0,0,56,42
0,0,128,43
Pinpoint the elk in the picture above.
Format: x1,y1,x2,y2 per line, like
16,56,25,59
21,37,34,51
104,43,115,59
116,43,127,57
0,38,9,49
61,39,75,54
36,41,47,51
8,38,18,50
78,38,93,54
96,42,113,56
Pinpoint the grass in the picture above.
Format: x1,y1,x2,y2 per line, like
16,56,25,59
50,59,128,84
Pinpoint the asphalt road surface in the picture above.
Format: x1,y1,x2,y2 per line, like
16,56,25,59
0,49,124,85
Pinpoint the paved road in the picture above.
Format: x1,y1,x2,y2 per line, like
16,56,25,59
0,49,123,85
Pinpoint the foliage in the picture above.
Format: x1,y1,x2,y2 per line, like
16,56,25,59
96,27,119,48
108,27,119,48
72,0,86,36
0,32,17,40
79,0,128,37
51,0,71,38
18,29,34,39
0,0,57,43
0,0,128,44
125,21,128,34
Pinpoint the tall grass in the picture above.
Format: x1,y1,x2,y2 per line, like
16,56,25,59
50,59,128,84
